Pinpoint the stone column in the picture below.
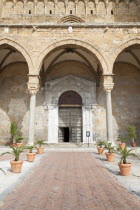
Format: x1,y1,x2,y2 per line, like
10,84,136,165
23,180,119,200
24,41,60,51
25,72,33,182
13,0,17,15
44,0,48,15
54,0,58,14
85,2,88,16
95,0,98,15
105,1,109,15
65,0,68,15
34,1,37,16
116,0,119,15
28,75,39,145
2,1,6,17
75,1,78,15
103,75,114,142
24,0,27,15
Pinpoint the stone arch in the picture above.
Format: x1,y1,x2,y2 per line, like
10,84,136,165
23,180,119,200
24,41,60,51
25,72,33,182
0,37,33,74
112,38,140,72
36,38,109,75
56,87,85,105
58,90,82,105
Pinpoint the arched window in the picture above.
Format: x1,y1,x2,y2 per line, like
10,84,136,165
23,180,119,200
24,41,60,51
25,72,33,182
58,91,82,105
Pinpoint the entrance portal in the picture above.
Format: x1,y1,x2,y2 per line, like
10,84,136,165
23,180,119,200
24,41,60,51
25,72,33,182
58,91,82,143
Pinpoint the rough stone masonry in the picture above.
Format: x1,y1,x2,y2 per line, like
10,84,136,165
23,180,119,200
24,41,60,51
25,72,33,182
0,0,139,145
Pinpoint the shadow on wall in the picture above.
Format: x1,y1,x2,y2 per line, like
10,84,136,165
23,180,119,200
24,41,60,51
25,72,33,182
96,85,118,142
112,62,140,145
0,63,30,145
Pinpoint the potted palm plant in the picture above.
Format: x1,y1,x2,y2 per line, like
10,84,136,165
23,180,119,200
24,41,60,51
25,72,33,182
105,142,115,162
127,125,137,147
117,146,139,176
117,136,127,150
26,144,36,162
1,146,25,173
96,140,106,155
10,122,18,147
35,139,46,154
16,135,24,148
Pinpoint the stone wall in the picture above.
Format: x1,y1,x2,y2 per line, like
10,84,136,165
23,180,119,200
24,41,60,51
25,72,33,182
0,62,48,144
96,62,140,143
0,59,139,144
0,63,29,144
46,60,96,82
112,62,140,143
1,0,140,23
2,0,139,17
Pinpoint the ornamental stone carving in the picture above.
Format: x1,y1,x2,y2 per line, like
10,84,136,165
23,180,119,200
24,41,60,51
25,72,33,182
28,75,40,95
103,74,114,92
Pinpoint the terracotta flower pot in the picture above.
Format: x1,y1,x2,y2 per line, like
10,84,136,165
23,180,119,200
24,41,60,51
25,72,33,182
10,160,24,173
17,143,23,148
105,153,115,162
12,143,17,147
119,143,126,150
37,147,44,154
97,148,104,155
27,153,36,162
131,142,136,147
118,162,132,176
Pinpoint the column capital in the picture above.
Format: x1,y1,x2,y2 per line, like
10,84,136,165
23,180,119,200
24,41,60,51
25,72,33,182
103,74,114,92
28,74,40,95
28,84,39,95
103,83,114,93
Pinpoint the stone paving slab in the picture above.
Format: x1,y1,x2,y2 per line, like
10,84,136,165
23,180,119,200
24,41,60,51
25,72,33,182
1,152,140,210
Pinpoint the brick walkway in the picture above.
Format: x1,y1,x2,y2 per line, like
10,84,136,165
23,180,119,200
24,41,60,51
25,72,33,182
2,152,140,210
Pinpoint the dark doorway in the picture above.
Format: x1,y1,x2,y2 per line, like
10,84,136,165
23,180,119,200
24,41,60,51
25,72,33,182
64,127,69,142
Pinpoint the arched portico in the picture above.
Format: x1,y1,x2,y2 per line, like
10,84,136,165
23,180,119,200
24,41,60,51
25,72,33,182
0,37,34,74
112,38,140,71
35,38,109,75
110,39,140,141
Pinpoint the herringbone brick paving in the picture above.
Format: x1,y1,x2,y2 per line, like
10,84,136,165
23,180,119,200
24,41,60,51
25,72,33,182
1,152,140,210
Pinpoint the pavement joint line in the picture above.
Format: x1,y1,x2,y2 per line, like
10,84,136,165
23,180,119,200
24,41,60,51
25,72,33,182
0,152,48,202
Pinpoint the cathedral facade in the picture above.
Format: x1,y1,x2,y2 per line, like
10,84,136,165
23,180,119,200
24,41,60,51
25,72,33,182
0,0,140,145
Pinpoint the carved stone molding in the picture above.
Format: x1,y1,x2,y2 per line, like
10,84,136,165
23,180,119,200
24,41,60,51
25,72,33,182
28,75,40,95
28,83,39,95
103,74,114,92
103,83,114,93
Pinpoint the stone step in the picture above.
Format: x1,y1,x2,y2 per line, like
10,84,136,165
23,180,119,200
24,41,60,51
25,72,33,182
46,143,95,148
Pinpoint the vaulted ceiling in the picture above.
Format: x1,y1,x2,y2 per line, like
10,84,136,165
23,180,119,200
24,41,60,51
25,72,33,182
0,45,26,74
42,47,101,76
116,44,140,71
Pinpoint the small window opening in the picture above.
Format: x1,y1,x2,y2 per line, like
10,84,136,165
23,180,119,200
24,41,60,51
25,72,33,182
90,10,93,15
50,10,52,14
111,10,113,15
70,10,72,14
29,10,31,15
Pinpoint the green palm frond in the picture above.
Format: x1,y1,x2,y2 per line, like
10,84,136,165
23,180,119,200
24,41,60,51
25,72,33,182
35,140,46,147
25,144,36,153
117,136,128,143
117,147,139,164
1,151,11,156
0,168,6,175
105,142,115,153
2,146,25,161
96,140,106,148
